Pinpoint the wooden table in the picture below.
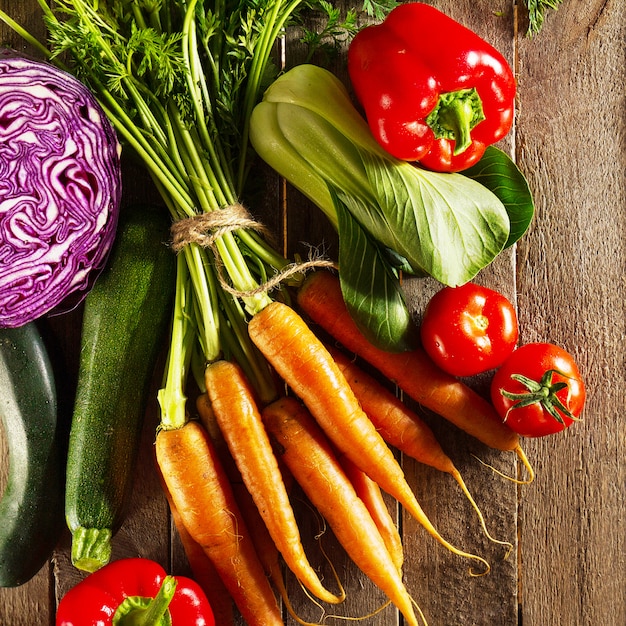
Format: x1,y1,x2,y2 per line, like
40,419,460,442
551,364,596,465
1,0,624,624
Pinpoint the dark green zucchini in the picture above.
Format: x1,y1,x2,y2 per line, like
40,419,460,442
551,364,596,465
65,204,176,572
0,322,64,587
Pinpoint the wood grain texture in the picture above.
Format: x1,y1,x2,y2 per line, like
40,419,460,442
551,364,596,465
515,0,626,624
0,0,624,624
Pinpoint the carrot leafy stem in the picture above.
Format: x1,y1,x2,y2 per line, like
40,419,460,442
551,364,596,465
522,0,563,37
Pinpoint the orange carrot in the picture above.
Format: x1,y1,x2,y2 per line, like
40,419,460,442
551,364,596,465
155,421,283,626
197,392,295,495
248,301,489,573
196,392,325,625
231,482,328,626
196,392,239,481
196,393,225,451
197,392,280,583
296,270,533,480
338,452,404,573
204,359,344,605
327,345,454,472
156,466,235,626
329,346,512,553
262,396,422,626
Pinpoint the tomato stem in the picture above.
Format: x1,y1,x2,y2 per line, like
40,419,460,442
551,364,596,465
501,369,581,425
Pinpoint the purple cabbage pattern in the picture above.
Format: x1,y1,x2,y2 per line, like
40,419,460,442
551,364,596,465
0,51,122,328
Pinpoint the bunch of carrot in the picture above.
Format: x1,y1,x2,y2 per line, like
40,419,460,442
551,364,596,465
156,269,531,625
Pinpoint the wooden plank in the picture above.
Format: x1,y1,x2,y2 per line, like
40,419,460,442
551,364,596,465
515,0,626,624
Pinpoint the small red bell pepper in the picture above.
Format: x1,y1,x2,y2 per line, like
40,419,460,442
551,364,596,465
56,558,215,626
347,2,516,172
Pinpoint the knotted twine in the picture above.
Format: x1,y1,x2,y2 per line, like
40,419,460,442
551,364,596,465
169,203,337,298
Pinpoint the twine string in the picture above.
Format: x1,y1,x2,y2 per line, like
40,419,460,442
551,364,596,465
169,203,337,297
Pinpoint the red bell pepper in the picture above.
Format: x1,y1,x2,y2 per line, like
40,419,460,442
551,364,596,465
347,2,516,172
56,557,215,626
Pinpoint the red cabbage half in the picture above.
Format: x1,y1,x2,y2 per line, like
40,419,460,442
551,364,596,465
0,50,122,328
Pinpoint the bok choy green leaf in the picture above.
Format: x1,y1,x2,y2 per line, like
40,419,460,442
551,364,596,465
462,146,535,248
333,190,416,351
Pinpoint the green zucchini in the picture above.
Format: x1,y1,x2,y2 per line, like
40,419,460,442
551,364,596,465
65,204,176,572
0,322,64,587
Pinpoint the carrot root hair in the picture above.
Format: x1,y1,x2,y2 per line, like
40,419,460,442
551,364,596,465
449,468,513,557
515,445,536,484
314,599,429,626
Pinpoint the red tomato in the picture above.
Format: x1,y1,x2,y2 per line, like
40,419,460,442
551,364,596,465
420,283,518,377
490,342,586,438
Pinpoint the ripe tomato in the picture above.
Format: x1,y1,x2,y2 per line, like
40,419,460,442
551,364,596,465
490,342,586,438
420,282,518,377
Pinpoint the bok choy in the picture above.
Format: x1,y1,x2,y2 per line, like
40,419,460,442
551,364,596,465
250,64,533,350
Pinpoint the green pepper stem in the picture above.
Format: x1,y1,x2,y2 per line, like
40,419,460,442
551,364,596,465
114,576,177,626
426,88,485,155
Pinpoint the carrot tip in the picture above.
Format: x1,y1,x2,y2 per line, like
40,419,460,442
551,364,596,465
431,528,491,577
451,469,514,558
467,555,491,578
471,444,535,486
514,445,535,484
